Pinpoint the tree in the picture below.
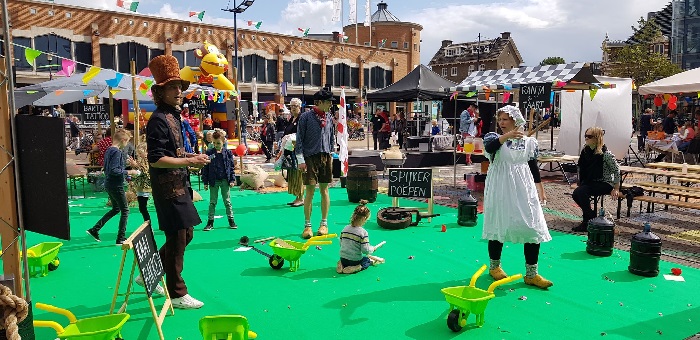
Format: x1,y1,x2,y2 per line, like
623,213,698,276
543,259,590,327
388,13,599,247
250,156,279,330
604,17,681,86
539,57,566,66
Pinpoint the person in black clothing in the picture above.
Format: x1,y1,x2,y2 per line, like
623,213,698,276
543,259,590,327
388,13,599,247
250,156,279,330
86,129,140,244
370,109,385,150
145,55,211,309
260,114,276,162
571,127,621,232
275,108,289,151
68,116,81,150
638,108,654,151
662,111,678,135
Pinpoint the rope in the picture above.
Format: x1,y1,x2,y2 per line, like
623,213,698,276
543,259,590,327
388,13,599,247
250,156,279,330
0,284,28,340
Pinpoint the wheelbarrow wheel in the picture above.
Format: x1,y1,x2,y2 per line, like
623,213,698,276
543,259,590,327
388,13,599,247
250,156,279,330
269,255,285,269
48,257,60,271
447,309,463,332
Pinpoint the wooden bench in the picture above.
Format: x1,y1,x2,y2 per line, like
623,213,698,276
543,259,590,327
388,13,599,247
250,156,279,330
637,181,700,192
618,183,700,217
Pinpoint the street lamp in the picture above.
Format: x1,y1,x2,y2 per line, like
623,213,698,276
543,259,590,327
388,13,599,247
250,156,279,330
300,69,307,107
222,0,256,171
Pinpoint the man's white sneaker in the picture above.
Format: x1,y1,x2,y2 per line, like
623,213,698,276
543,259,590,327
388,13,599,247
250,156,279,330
171,294,204,309
134,275,165,296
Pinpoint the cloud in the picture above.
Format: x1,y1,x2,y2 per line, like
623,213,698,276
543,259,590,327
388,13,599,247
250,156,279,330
277,0,337,36
403,0,666,66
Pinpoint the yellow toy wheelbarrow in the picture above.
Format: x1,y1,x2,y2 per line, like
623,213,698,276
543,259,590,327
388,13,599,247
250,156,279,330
33,303,130,340
1,242,63,277
441,264,522,332
268,234,337,272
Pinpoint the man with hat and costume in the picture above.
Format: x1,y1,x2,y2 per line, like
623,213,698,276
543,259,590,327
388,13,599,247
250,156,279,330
296,87,336,239
145,55,211,309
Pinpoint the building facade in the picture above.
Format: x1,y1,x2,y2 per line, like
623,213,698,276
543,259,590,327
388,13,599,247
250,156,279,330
5,0,421,108
427,32,524,84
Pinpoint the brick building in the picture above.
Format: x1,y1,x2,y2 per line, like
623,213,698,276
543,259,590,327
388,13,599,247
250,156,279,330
427,32,524,84
4,0,421,108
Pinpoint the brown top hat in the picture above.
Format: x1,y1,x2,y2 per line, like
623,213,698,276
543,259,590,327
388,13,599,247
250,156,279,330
149,55,190,88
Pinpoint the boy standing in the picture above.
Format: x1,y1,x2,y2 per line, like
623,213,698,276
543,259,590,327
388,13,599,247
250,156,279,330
202,131,237,231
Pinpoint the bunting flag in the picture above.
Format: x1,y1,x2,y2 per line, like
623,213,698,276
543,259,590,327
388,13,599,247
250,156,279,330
343,35,349,43
24,48,42,66
82,66,101,84
55,90,64,96
348,0,357,24
337,87,349,177
110,89,121,96
503,92,511,103
449,91,458,101
380,38,387,47
589,88,598,101
550,91,555,105
331,0,341,22
247,21,262,29
105,73,124,87
83,90,94,96
503,84,512,90
465,91,477,98
189,11,205,21
298,28,310,37
55,59,76,77
200,91,206,101
116,0,139,12
364,0,371,25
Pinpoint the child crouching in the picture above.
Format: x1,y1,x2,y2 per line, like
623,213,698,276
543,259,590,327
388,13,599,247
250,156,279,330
337,200,385,274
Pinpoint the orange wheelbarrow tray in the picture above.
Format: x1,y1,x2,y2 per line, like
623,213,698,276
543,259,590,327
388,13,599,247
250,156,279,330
441,264,522,332
268,234,336,271
33,303,130,340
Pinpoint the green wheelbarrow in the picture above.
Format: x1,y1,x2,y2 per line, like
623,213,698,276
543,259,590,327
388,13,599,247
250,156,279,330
34,303,130,340
0,242,64,277
268,234,336,272
441,264,522,332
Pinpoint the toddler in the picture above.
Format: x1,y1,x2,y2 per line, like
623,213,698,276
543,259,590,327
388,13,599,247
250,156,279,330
336,200,385,274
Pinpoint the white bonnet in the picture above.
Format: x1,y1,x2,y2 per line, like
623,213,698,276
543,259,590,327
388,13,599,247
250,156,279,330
498,105,526,127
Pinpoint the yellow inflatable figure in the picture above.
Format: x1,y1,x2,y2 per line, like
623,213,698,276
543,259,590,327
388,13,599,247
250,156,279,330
180,41,236,91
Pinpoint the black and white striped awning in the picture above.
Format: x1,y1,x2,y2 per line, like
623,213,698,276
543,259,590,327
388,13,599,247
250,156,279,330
449,62,612,92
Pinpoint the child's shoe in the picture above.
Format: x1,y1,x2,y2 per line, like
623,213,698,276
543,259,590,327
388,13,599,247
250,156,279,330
229,218,237,229
489,267,508,280
317,224,328,236
301,226,314,239
524,274,553,289
203,220,214,232
336,261,344,274
342,265,362,274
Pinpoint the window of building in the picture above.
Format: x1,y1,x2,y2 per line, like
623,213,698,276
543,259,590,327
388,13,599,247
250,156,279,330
326,65,333,86
33,34,71,71
654,43,665,55
446,49,454,57
240,34,245,39
65,12,72,18
404,42,409,49
48,10,54,16
208,29,213,35
243,54,269,83
468,65,475,73
312,63,322,86
113,18,119,23
13,37,32,70
116,42,148,73
143,22,148,28
282,60,292,84
29,8,37,14
128,20,134,26
293,59,312,85
414,43,417,51
99,44,116,70
442,68,447,77
183,27,188,32
364,42,370,46
391,41,398,48
261,37,266,41
74,42,92,72
479,64,485,71
251,35,256,41
172,51,185,70
185,49,198,67
451,67,457,76
267,59,278,84
149,48,164,60
351,67,359,88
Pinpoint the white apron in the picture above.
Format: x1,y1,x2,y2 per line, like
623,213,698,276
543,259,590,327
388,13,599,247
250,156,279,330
482,137,551,244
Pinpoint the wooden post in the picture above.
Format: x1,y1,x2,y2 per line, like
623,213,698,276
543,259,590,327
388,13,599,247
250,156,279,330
0,57,23,297
131,61,141,147
109,87,116,139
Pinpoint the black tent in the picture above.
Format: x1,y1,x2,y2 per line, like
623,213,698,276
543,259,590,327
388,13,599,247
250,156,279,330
366,64,456,102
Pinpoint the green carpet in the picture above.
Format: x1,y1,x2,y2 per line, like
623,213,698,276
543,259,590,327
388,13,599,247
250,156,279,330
22,181,700,339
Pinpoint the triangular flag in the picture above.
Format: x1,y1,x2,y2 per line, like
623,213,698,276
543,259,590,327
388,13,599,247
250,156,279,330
503,92,511,103
83,90,94,96
200,91,205,101
465,91,477,98
697,92,700,99
26,91,38,94
117,0,139,12
105,73,124,87
55,59,76,77
82,66,101,84
298,28,310,37
503,84,512,90
55,90,64,96
247,21,262,29
589,88,598,101
189,11,205,21
663,94,671,102
449,91,458,101
138,68,152,77
109,89,120,95
186,91,195,99
24,48,42,66
380,38,387,47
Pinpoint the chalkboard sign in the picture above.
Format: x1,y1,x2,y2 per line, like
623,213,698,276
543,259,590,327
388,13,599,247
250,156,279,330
519,83,551,112
388,168,433,198
188,97,208,117
80,104,108,122
132,224,165,298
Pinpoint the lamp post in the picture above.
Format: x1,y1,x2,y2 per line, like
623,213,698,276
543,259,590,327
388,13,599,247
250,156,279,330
222,0,255,174
300,69,307,107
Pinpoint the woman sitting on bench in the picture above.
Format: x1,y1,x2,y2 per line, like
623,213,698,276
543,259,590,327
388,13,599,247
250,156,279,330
571,127,621,232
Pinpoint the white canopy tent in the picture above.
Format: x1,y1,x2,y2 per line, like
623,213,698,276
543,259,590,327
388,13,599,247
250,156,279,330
638,67,700,95
558,76,633,160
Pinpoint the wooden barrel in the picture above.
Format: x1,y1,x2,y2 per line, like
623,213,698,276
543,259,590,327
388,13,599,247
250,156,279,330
346,164,378,203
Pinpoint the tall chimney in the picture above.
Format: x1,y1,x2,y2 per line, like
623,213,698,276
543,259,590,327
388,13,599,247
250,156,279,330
441,40,452,48
501,32,511,39
332,31,341,42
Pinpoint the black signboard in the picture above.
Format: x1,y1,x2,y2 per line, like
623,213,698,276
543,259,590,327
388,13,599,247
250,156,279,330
132,224,165,298
519,83,551,112
188,97,208,117
388,168,433,198
80,104,108,122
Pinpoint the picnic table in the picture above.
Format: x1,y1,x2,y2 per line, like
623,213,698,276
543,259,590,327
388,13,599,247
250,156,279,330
537,154,579,185
617,165,700,217
646,162,700,174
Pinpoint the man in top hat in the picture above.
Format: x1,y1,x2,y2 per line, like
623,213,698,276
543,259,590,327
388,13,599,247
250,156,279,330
145,55,211,309
296,87,336,238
